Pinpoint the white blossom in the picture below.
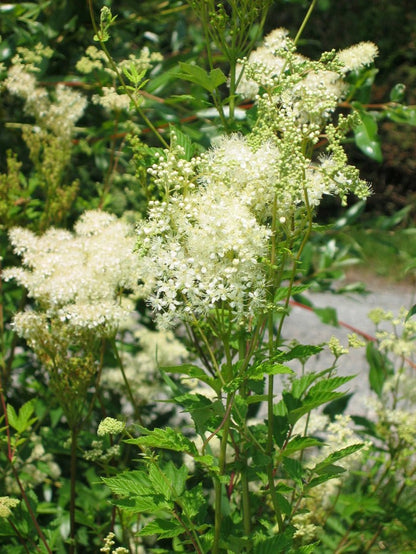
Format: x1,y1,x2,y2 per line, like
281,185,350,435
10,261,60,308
4,210,142,338
337,42,378,73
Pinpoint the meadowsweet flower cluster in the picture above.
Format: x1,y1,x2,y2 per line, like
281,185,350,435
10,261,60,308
5,46,86,140
5,211,141,339
237,28,377,108
0,497,19,518
138,134,369,327
4,210,142,356
2,43,87,228
97,417,125,437
4,211,143,425
78,45,162,113
135,33,373,327
368,306,416,358
137,163,271,328
337,42,379,73
365,307,416,450
77,46,162,78
83,440,121,463
100,532,128,554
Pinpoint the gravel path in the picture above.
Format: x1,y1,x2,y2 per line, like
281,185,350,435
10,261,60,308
281,275,416,415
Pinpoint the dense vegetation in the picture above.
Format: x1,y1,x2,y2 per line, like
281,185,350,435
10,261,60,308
1,1,415,552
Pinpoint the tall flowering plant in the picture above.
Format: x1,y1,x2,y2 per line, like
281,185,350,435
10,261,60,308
2,2,415,552
102,26,375,553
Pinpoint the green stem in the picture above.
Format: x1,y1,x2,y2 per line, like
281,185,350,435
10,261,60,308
238,337,252,545
111,338,143,423
212,394,232,554
241,470,251,544
11,464,53,553
293,0,318,46
87,0,168,147
172,509,204,554
8,519,32,553
69,426,79,554
190,313,225,386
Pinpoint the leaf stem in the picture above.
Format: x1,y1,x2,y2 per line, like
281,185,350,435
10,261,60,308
293,0,318,46
212,393,233,554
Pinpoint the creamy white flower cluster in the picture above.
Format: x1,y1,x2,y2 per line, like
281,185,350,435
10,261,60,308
368,306,416,358
0,497,19,518
138,132,369,327
138,166,271,328
100,532,129,554
136,31,374,328
237,27,378,125
4,211,141,340
4,45,86,140
77,46,162,78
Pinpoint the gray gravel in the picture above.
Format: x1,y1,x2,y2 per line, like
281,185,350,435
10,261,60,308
280,276,416,415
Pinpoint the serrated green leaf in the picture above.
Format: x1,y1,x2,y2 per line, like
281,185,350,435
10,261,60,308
332,200,367,230
164,461,188,497
312,443,364,473
208,67,227,89
174,393,223,435
386,105,416,126
323,393,353,420
307,470,345,489
253,530,293,554
6,404,18,430
389,83,406,102
375,205,411,229
307,375,355,397
297,544,320,554
193,453,218,470
288,392,346,424
7,400,36,434
283,457,303,483
182,483,206,520
115,495,172,514
248,361,294,380
161,364,220,394
149,464,172,499
102,471,152,497
126,427,198,455
351,414,377,437
290,372,322,399
137,517,183,539
275,492,292,516
169,125,194,160
247,394,268,405
314,462,346,476
275,344,323,363
283,435,322,456
313,306,338,326
272,413,290,448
